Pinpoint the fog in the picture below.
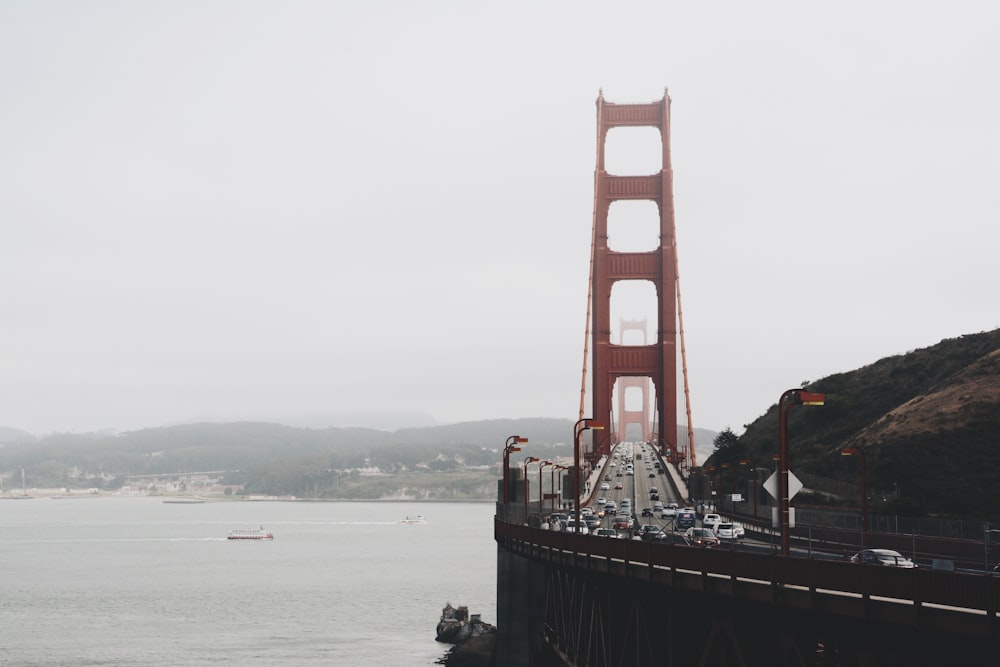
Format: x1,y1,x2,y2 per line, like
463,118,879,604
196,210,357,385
2,1,998,436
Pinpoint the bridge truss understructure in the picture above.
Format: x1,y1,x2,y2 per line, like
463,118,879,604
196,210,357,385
497,519,1000,666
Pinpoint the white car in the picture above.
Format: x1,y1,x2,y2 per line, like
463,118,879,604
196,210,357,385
702,513,722,530
600,482,610,490
564,520,590,535
715,522,737,540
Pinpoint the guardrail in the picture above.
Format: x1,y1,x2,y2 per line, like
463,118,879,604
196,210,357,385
495,517,1000,640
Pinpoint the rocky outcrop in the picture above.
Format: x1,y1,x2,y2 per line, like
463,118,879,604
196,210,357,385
436,603,496,644
435,602,497,666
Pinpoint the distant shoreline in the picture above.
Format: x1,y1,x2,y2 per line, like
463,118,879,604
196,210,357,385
3,490,495,503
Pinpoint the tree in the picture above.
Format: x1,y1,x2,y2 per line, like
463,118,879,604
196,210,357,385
713,428,739,453
712,428,745,465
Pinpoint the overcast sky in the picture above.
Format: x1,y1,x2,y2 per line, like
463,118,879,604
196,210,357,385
2,1,998,438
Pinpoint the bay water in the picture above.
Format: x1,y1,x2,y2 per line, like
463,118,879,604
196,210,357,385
1,496,497,666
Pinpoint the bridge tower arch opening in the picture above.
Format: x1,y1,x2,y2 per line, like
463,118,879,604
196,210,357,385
615,318,653,444
589,89,690,465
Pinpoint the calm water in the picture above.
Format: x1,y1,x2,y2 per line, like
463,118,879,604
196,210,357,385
1,496,498,666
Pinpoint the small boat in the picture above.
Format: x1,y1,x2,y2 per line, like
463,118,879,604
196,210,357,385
400,515,427,525
227,525,274,540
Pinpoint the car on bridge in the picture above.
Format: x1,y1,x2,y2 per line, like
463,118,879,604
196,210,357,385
702,513,722,531
676,508,696,529
715,522,738,540
594,528,619,538
850,549,916,568
612,515,632,530
683,527,720,548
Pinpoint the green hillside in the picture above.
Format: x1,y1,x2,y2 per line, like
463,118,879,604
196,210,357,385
705,328,1000,519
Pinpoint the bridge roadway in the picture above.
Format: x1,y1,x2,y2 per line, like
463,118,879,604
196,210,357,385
495,442,1000,666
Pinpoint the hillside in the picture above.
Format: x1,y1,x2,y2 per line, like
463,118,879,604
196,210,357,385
0,419,712,500
708,328,1000,519
17,324,999,515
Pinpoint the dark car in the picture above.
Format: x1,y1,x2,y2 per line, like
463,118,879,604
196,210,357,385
683,527,720,548
676,509,696,530
850,549,916,568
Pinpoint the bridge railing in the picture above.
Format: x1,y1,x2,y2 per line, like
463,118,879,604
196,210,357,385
495,517,1000,633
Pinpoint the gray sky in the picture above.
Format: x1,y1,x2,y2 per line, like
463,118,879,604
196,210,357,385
2,1,998,437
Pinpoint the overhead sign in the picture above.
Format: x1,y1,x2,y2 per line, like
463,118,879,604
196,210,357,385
763,470,803,501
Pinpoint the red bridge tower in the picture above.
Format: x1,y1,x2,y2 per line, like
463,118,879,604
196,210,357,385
589,90,680,463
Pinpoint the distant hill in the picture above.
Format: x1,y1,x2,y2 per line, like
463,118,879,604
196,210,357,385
708,329,1000,518
11,319,1000,519
0,417,715,499
0,426,34,445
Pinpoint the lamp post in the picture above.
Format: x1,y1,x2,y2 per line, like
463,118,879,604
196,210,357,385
721,462,731,512
551,464,567,513
573,418,605,521
538,460,553,516
704,465,717,513
751,467,761,522
841,446,867,551
502,436,528,505
733,459,756,518
522,456,539,514
778,388,825,556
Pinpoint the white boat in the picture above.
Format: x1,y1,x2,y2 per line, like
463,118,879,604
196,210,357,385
400,515,427,525
227,525,274,540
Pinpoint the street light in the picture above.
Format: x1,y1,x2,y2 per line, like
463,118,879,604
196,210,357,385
502,436,528,505
551,465,568,513
522,456,540,513
721,462,731,512
733,459,757,519
704,465,717,513
841,446,868,551
778,388,825,556
538,461,553,515
573,418,605,521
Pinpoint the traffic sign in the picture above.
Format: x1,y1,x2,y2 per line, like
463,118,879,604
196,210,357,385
763,470,803,500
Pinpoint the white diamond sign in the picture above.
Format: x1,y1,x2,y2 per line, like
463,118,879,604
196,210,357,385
763,470,803,501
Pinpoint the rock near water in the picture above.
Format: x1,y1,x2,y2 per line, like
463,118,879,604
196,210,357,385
435,603,496,667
